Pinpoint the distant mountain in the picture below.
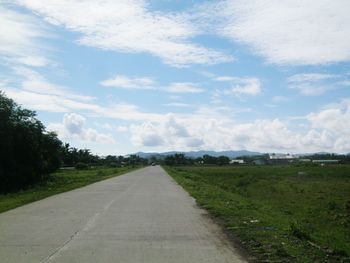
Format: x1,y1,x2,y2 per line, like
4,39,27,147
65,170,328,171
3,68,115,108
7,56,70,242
134,150,263,159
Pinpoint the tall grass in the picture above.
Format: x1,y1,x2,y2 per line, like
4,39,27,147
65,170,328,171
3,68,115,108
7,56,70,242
165,165,350,262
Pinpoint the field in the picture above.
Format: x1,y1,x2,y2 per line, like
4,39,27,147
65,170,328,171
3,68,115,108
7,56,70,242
0,166,139,214
165,165,350,262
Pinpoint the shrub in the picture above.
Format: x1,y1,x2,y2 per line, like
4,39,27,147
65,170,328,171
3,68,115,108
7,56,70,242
290,222,311,241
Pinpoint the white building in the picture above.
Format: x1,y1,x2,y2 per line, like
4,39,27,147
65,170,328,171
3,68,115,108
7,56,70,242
269,153,296,160
230,159,245,164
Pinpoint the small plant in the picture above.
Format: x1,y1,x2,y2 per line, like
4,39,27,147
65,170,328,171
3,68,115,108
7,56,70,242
236,178,250,188
327,201,337,211
345,201,350,218
289,222,311,241
345,201,350,226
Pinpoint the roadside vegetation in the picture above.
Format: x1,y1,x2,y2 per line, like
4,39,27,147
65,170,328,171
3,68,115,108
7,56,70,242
0,92,147,195
165,165,350,262
0,92,146,211
0,92,63,192
0,166,140,213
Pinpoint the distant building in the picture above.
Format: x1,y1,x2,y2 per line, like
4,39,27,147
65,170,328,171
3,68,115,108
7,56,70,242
269,153,296,159
230,159,245,165
268,153,296,165
299,158,311,162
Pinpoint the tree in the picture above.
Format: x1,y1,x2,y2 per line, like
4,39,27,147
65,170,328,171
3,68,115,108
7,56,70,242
164,153,190,165
0,92,63,192
41,132,62,174
203,154,217,165
216,155,230,165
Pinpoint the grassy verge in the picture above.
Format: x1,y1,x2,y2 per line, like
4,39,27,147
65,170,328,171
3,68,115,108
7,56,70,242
0,166,141,214
164,165,350,262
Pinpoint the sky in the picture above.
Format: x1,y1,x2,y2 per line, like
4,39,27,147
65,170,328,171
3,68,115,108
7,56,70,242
1,0,350,155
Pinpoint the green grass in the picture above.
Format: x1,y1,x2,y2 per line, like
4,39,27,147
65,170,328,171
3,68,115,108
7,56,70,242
0,166,141,214
165,165,350,262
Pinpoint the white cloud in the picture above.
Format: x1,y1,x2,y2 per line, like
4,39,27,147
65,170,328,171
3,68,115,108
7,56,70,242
306,100,350,152
15,56,49,67
129,113,299,152
48,113,115,144
287,73,346,96
93,123,130,133
3,88,70,112
289,84,331,96
0,5,50,67
5,70,350,153
210,89,222,104
288,73,336,83
100,75,156,90
122,99,350,153
115,126,129,133
168,95,182,100
205,0,350,65
14,0,232,67
1,66,102,113
205,73,262,98
13,66,94,101
102,103,165,122
1,66,101,113
223,77,262,96
272,96,290,103
167,82,204,93
130,123,165,147
63,113,85,134
214,76,239,82
101,75,206,94
307,100,350,136
2,79,166,122
164,102,192,108
130,114,203,149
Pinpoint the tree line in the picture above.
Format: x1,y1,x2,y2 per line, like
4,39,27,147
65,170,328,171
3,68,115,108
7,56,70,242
60,144,147,168
159,153,350,166
0,92,146,193
163,153,230,166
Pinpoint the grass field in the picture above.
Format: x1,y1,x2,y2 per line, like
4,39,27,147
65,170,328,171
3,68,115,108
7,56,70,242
165,165,350,262
0,166,140,214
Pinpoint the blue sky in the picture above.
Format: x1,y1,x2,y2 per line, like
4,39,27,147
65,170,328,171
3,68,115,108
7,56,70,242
1,0,350,155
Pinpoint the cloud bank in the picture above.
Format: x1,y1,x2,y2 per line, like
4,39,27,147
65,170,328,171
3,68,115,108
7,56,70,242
14,0,232,67
202,0,350,65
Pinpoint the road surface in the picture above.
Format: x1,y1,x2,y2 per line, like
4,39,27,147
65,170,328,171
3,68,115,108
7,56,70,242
0,166,246,263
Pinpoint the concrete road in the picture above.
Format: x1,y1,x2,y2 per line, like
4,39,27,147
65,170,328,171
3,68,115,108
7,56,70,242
0,166,246,263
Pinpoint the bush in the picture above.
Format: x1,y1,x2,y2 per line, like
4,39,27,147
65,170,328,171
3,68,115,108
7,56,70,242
75,162,89,170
